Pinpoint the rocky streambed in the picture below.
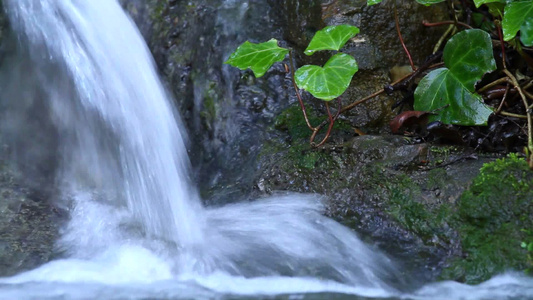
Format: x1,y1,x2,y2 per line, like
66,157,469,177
0,0,531,284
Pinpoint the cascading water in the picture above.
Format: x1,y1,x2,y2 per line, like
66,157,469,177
0,1,532,299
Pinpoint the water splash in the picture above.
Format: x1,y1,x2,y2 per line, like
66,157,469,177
1,0,532,299
3,0,205,248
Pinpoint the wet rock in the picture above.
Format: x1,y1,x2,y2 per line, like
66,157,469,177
122,0,449,198
253,124,494,280
318,0,449,131
440,154,533,283
0,163,63,277
122,0,297,200
0,0,5,47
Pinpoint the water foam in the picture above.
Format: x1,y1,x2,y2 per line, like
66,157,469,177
0,1,532,299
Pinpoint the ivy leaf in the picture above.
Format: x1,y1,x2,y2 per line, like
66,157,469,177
473,0,505,8
502,0,533,46
415,0,445,5
224,39,289,77
304,25,359,56
367,0,383,5
414,29,496,126
295,53,358,101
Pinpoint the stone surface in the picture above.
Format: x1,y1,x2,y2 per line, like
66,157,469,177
252,117,494,279
318,0,449,131
122,0,450,197
0,163,63,277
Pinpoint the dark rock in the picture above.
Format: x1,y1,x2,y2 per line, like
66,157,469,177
122,0,450,200
318,0,449,131
0,163,64,277
252,120,494,280
122,0,297,200
440,154,533,283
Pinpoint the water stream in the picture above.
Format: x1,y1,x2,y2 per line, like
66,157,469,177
0,1,532,299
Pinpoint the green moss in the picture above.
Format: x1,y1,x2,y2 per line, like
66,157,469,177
367,167,453,242
441,154,533,283
271,106,352,170
274,105,352,141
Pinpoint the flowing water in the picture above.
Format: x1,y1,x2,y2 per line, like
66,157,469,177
0,0,532,299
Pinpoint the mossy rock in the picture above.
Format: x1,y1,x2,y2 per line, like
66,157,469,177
441,154,533,283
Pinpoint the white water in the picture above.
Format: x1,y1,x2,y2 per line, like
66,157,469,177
0,0,532,299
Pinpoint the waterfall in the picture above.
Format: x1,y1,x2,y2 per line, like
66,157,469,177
1,1,533,299
3,0,205,248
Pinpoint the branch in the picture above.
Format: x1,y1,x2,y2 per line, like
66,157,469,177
395,3,415,70
503,69,533,168
289,50,317,132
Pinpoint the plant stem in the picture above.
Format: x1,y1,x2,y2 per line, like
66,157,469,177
311,61,445,137
499,111,527,119
341,89,385,114
495,83,510,113
289,50,317,132
504,68,533,168
433,24,454,54
496,23,507,69
423,20,473,29
477,77,511,93
313,102,336,147
394,3,415,70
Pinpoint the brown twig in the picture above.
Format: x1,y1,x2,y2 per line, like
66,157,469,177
523,89,533,101
341,89,385,114
496,22,506,69
523,80,533,90
433,24,454,54
394,3,415,70
499,111,528,119
477,77,511,93
289,50,317,132
423,20,473,29
503,68,533,168
313,102,336,147
495,83,510,114
311,61,445,136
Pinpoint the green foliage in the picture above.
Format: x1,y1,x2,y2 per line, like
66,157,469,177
441,154,533,283
502,1,533,46
366,0,382,5
295,53,358,101
521,229,533,274
414,29,495,125
226,25,360,103
304,25,359,55
224,39,289,77
473,0,505,7
415,0,446,5
367,0,444,6
475,0,533,46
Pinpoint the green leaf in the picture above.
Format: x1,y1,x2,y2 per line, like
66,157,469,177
295,53,358,101
502,1,533,46
224,39,289,77
367,0,383,5
473,0,505,8
414,29,496,125
415,0,445,5
304,25,359,56
523,242,528,248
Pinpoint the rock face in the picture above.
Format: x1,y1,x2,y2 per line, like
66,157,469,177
122,0,533,283
0,163,63,277
122,0,296,198
122,0,448,196
253,110,494,279
0,0,5,48
0,4,64,277
0,0,526,283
